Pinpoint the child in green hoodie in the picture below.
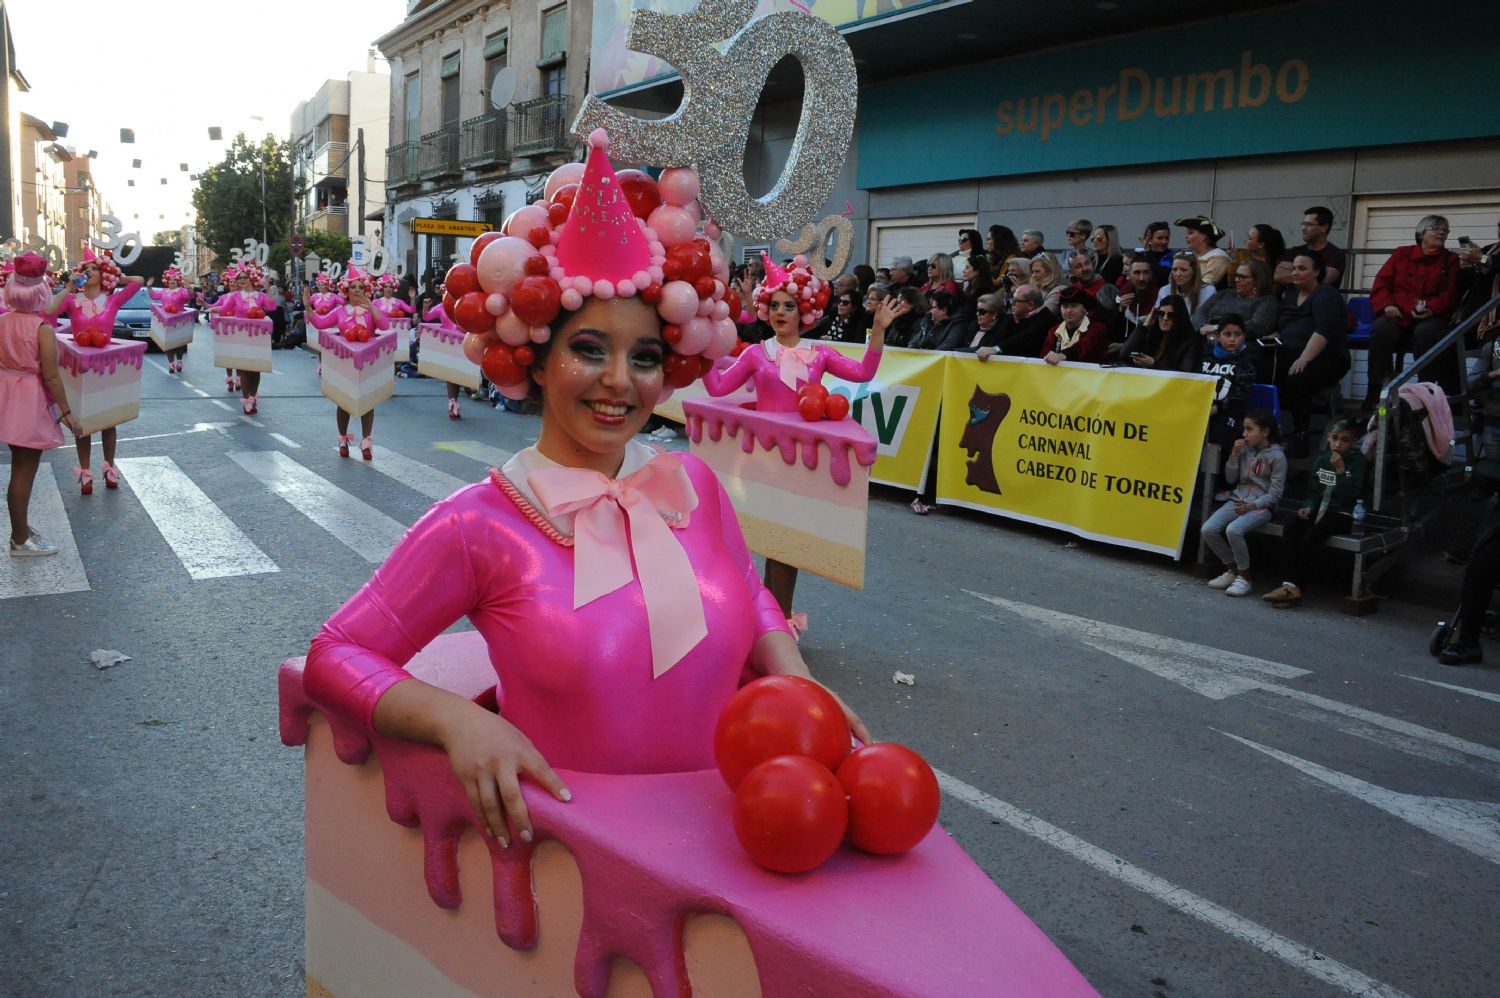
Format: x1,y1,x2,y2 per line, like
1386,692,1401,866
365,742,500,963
1263,420,1367,608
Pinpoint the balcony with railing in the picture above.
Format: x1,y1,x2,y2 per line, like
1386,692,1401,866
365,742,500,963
386,141,419,188
419,127,461,180
459,112,510,170
307,204,349,234
311,141,349,186
512,96,571,158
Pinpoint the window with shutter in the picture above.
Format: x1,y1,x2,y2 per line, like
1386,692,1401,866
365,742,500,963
541,6,567,61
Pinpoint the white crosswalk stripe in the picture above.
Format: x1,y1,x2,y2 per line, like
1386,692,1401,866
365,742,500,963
0,464,90,600
363,445,475,501
227,450,408,564
115,456,279,580
432,440,514,468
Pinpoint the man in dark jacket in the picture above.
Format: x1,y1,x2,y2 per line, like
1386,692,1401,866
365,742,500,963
977,285,1053,360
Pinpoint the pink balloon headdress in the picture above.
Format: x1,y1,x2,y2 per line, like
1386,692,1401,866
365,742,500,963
339,265,373,298
375,273,401,293
228,261,265,289
75,248,123,292
161,266,183,287
464,127,735,397
753,252,828,330
313,272,335,293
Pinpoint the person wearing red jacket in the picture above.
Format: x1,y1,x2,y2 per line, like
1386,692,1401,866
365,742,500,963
1041,286,1106,364
1365,215,1461,405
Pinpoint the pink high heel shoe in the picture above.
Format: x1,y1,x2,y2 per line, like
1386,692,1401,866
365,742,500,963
102,462,120,490
338,434,353,458
243,395,258,416
75,467,93,496
360,436,373,461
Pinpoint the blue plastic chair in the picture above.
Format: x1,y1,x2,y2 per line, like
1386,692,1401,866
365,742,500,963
1347,295,1374,348
1247,383,1280,422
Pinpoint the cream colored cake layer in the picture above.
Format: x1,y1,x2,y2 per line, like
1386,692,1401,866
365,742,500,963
60,377,142,435
213,339,273,372
149,319,196,352
320,364,393,418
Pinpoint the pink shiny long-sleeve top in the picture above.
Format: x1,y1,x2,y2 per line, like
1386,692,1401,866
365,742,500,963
50,281,143,337
422,302,460,332
149,287,193,311
304,454,791,775
373,296,415,319
209,290,275,319
703,340,882,412
305,304,391,337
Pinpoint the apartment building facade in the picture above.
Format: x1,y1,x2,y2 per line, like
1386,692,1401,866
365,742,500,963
290,57,391,240
18,113,66,253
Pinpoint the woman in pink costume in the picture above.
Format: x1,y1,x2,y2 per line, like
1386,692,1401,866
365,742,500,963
44,251,144,494
703,253,898,409
421,272,468,420
1,253,82,555
147,266,193,373
0,259,13,316
303,267,390,460
206,262,276,414
308,272,346,317
303,131,867,846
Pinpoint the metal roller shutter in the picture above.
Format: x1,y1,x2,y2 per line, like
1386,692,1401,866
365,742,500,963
871,215,976,270
1352,194,1500,291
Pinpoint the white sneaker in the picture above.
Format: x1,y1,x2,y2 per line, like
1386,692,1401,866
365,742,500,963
1225,576,1253,597
1208,569,1238,589
9,530,58,557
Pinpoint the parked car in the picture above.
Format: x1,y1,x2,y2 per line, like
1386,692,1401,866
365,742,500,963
113,287,155,345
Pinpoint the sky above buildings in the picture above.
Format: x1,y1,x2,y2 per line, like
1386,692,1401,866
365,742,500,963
9,0,405,235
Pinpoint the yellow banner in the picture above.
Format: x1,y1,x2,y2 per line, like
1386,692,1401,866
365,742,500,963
411,218,491,237
934,356,1214,556
824,345,946,490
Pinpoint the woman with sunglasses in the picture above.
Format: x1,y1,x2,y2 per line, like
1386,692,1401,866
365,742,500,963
955,228,984,277
1089,225,1124,284
921,253,960,297
826,288,871,344
1123,295,1202,373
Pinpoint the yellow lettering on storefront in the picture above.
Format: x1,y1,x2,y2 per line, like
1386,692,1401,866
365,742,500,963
1185,68,1234,112
1238,50,1271,107
1118,68,1151,120
1276,59,1309,103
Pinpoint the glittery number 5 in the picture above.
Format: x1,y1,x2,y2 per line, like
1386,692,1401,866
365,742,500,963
91,214,143,266
573,0,857,240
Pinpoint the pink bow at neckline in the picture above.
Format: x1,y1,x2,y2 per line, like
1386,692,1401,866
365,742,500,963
528,455,707,678
776,344,819,390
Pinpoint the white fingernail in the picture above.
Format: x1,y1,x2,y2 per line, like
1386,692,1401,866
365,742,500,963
559,789,573,802
520,829,533,844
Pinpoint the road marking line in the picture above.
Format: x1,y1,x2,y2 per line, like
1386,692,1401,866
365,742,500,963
1399,674,1500,705
211,399,235,412
190,388,210,397
936,769,1413,998
365,445,472,501
227,450,406,564
433,440,514,468
1222,732,1500,867
0,464,90,600
114,457,278,580
240,414,265,428
118,422,235,443
267,433,301,449
146,358,171,375
968,591,1500,766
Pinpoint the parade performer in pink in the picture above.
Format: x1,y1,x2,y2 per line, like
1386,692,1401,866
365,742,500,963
303,267,390,459
308,272,345,317
206,262,276,413
2,252,82,554
302,128,865,838
0,259,14,317
43,251,143,493
421,272,469,419
372,274,415,324
703,253,893,410
147,267,194,373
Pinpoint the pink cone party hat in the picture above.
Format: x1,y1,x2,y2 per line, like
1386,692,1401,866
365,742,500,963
554,129,652,285
760,251,792,292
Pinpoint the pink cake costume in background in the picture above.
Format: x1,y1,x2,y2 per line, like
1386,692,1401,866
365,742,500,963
44,250,145,494
147,267,197,372
279,122,1095,995
304,267,393,460
206,261,275,413
692,252,885,610
304,272,347,360
417,281,476,419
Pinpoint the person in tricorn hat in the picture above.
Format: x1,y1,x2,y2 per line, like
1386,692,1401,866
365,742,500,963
1041,285,1106,365
1177,215,1231,290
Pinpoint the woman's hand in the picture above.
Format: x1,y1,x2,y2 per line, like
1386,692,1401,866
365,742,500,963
1044,351,1065,365
62,413,82,436
976,346,996,362
1289,353,1311,376
1131,354,1155,367
439,706,571,847
1383,305,1402,319
1234,500,1254,515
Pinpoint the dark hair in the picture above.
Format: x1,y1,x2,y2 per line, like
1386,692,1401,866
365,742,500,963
1145,221,1171,237
987,224,1021,261
964,254,996,298
896,285,926,310
1292,248,1326,281
958,228,983,252
1244,409,1281,443
929,289,959,313
1217,312,1247,332
1237,258,1272,297
852,263,875,295
1250,225,1286,268
1304,206,1334,229
1155,294,1191,337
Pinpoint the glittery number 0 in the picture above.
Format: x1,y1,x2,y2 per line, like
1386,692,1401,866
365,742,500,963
574,0,857,241
353,236,390,277
91,214,143,266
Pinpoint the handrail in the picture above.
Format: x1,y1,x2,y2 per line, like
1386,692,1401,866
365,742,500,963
1372,286,1500,512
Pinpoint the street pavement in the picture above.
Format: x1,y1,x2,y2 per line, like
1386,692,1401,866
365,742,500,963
2,327,1498,997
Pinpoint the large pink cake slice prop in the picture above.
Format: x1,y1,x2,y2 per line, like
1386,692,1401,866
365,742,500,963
210,315,274,372
55,331,148,435
319,329,398,418
279,632,1097,997
149,305,199,352
684,395,876,589
417,322,481,390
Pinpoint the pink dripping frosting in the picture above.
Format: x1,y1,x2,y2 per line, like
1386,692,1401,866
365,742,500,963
682,397,876,487
150,304,198,328
55,333,147,376
209,315,274,337
318,329,399,371
278,633,1098,998
418,322,466,347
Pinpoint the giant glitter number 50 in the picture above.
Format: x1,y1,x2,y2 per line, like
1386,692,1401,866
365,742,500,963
573,0,857,257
